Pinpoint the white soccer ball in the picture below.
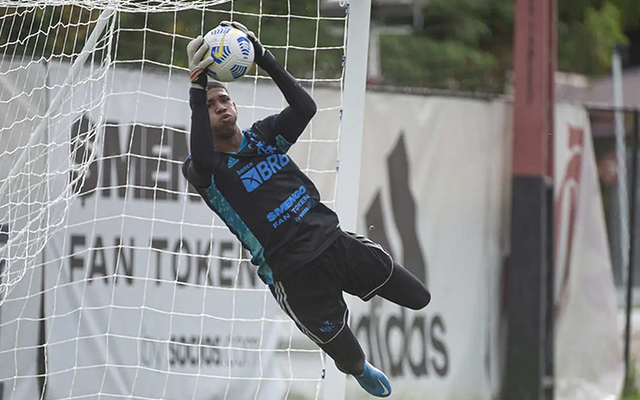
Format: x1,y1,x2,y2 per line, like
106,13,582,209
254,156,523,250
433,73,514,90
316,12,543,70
203,25,255,82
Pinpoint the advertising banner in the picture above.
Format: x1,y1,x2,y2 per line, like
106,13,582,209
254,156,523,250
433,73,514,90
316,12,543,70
349,95,512,399
553,104,624,400
40,63,289,400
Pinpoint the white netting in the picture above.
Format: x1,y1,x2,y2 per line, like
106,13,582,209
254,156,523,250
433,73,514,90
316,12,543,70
2,1,229,12
0,1,348,399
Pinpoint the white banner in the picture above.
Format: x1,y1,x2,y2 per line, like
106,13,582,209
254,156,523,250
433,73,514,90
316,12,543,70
348,95,512,399
40,63,290,400
554,104,624,400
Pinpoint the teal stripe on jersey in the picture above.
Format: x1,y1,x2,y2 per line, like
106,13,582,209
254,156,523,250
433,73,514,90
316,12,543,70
204,178,274,284
275,135,293,153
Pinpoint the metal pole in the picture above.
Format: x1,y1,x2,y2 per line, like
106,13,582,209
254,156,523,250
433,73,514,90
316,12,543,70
613,48,631,291
505,0,552,398
625,110,639,384
545,1,557,398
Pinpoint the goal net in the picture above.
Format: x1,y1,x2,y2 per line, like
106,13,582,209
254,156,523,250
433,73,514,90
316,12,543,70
0,1,351,399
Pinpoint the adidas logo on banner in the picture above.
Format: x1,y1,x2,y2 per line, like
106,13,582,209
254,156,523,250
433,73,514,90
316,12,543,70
364,132,427,286
355,132,449,379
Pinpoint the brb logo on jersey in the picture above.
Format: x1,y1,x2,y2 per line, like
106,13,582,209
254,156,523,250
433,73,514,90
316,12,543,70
240,154,290,192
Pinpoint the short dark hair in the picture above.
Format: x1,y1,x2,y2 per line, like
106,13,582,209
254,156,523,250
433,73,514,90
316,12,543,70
207,80,228,91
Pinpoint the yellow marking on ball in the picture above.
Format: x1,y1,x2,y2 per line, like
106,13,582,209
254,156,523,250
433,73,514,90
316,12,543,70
213,32,226,60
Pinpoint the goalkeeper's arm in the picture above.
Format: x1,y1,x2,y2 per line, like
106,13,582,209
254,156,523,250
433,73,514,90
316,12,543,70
186,36,216,175
258,50,317,144
221,21,317,144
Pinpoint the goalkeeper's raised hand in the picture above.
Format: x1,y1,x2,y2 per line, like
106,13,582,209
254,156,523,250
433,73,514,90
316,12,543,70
219,21,268,66
187,35,213,90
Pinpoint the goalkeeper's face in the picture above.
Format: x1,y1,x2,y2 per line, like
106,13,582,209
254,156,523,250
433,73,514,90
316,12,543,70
207,87,238,138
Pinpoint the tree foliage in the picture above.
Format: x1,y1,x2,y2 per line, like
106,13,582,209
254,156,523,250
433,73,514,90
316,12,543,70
0,0,345,80
379,0,512,92
379,0,639,92
3,1,638,93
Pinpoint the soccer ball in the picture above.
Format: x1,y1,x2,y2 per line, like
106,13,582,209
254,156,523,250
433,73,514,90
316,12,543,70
203,25,255,82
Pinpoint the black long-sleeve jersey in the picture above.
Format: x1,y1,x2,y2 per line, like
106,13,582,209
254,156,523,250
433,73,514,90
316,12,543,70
183,52,341,284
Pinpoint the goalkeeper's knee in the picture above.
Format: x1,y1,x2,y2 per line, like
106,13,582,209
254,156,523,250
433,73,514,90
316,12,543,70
334,355,365,376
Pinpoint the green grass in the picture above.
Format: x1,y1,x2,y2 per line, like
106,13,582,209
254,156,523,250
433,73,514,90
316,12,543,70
624,383,640,400
624,360,640,400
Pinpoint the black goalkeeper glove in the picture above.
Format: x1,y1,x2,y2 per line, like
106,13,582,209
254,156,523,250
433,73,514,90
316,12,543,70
219,20,268,67
187,35,213,90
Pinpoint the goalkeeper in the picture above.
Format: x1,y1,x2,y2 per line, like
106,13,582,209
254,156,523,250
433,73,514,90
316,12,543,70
183,22,431,398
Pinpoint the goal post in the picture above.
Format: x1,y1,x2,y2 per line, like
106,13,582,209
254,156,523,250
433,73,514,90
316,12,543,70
0,1,370,399
324,0,372,399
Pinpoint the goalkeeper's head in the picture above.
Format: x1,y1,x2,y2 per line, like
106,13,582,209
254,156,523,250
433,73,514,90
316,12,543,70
206,80,240,140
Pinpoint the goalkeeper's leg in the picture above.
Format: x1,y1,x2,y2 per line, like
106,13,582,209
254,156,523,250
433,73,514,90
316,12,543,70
268,239,393,398
268,281,392,397
376,262,431,310
320,327,391,398
338,231,431,310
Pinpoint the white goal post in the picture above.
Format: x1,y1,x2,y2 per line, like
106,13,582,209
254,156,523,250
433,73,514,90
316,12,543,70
0,1,371,399
324,0,372,399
